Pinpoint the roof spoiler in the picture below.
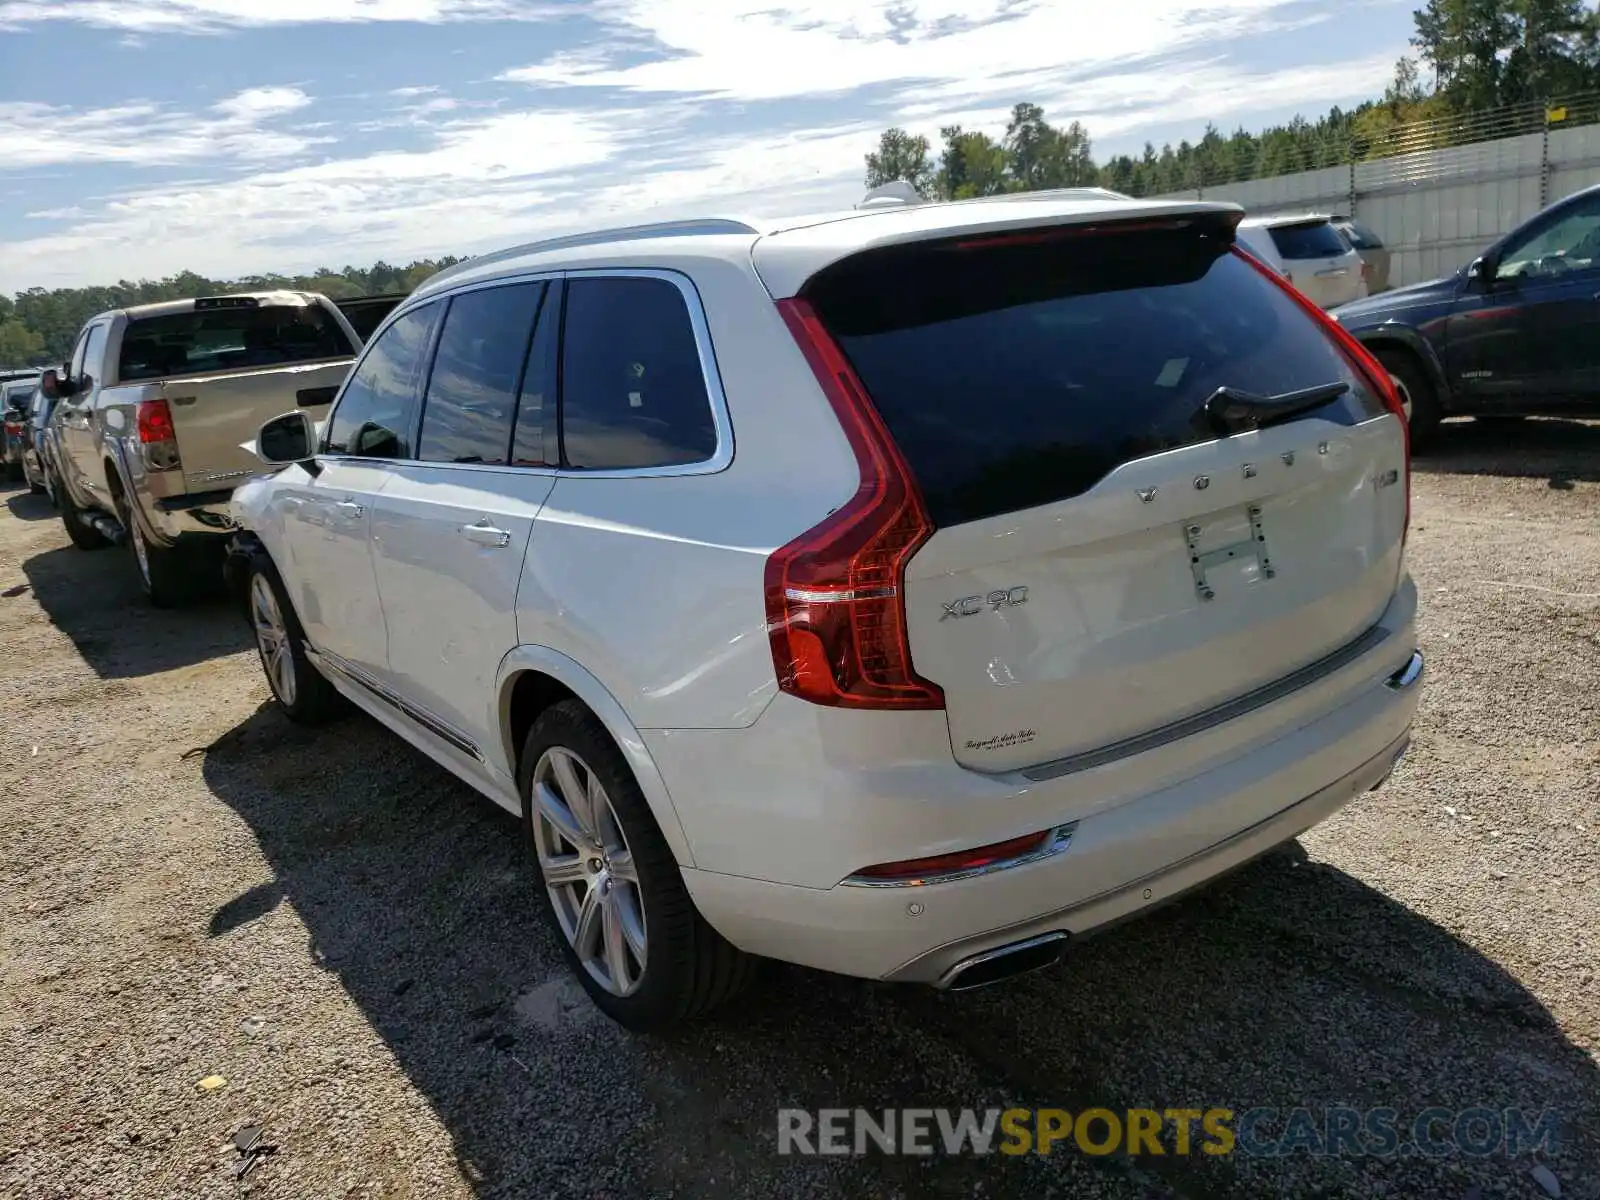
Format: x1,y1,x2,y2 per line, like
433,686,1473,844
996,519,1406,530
855,181,925,210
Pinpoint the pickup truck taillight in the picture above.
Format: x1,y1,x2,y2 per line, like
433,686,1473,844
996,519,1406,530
136,399,182,472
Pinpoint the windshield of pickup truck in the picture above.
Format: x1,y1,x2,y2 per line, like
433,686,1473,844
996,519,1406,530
118,304,355,383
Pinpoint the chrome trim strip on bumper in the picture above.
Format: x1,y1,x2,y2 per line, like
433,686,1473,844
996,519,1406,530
840,822,1079,889
1022,624,1392,783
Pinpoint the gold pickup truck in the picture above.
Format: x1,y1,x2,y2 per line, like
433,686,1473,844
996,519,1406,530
42,291,362,606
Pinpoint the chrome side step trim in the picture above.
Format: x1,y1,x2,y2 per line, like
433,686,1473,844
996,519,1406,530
311,648,483,762
1022,624,1392,783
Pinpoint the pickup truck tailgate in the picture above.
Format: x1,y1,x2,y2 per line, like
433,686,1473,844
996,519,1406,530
161,361,350,492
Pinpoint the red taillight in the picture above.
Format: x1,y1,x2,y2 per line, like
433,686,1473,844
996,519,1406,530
850,830,1052,883
136,399,176,444
3,420,21,436
1232,247,1410,539
768,298,944,711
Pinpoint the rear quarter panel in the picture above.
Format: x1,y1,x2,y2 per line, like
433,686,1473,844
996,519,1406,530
512,254,860,732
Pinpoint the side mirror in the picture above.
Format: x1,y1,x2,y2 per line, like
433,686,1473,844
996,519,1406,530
256,411,316,465
1467,255,1498,287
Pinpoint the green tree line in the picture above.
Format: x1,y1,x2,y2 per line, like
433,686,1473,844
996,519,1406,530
0,258,459,367
867,0,1600,200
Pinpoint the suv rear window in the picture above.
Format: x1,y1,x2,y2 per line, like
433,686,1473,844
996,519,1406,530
119,303,354,383
1336,220,1383,251
1266,220,1351,260
805,221,1387,528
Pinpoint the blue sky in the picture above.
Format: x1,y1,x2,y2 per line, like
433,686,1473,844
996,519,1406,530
0,0,1416,292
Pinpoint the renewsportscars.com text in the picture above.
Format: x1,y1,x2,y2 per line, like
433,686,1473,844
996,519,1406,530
777,1106,1563,1159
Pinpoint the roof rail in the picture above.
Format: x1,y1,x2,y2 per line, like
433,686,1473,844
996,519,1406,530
420,217,763,292
855,181,925,210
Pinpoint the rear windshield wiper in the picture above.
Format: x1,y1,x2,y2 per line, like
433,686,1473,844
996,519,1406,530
1203,381,1350,435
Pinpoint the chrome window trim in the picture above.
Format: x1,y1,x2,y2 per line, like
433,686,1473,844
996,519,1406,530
552,267,734,478
317,267,734,480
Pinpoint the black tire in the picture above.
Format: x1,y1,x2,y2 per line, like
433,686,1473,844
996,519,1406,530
58,483,109,550
6,460,21,483
1374,347,1442,452
244,553,347,724
113,489,196,608
519,699,755,1031
27,476,45,496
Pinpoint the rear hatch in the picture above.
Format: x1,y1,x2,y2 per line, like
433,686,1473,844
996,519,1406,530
1265,218,1364,308
799,215,1407,773
116,297,357,493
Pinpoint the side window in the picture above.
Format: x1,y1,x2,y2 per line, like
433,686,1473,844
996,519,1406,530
66,329,91,385
323,303,440,459
559,276,718,470
417,282,545,465
511,281,559,467
1498,194,1600,281
79,324,109,394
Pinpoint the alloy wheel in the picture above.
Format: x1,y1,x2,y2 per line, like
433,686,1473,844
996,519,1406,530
531,746,647,997
130,524,152,588
250,573,297,707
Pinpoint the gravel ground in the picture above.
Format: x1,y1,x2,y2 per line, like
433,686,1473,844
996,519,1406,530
1,416,1597,1200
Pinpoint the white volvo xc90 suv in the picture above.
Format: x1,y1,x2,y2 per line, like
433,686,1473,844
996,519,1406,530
227,189,1423,1031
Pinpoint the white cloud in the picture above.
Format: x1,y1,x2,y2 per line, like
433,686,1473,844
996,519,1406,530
502,0,1316,101
0,0,1414,290
0,0,562,31
0,86,323,168
213,86,312,122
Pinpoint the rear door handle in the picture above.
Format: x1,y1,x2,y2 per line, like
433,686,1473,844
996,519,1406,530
460,519,512,548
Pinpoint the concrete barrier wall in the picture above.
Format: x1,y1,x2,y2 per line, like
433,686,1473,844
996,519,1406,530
1155,124,1600,287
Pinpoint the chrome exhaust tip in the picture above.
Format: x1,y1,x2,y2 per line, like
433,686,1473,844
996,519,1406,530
938,931,1069,992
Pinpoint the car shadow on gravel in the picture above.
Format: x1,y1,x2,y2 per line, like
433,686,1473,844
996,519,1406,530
199,704,1599,1200
6,489,55,521
1415,417,1600,487
21,544,248,679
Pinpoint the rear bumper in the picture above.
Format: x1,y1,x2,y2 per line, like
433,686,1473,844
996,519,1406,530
907,724,1409,986
667,587,1422,983
143,487,238,542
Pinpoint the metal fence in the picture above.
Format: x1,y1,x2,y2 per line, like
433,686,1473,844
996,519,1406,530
1156,94,1600,287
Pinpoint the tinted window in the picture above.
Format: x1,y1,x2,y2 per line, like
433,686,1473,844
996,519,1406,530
807,225,1386,529
511,282,559,467
67,330,90,380
119,303,354,383
417,283,545,465
559,276,717,470
1337,220,1382,250
324,303,440,459
1267,220,1351,260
